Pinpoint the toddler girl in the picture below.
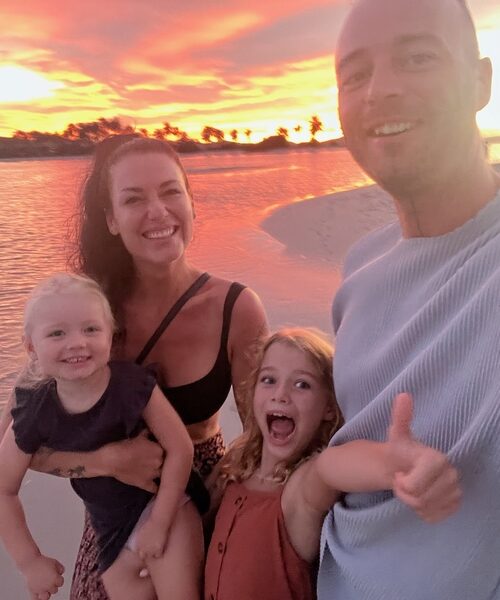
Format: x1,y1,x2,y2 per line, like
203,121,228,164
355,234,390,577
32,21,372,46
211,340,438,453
204,328,461,600
0,273,201,600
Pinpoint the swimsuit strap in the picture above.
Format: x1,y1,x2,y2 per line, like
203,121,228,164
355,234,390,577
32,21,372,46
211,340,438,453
135,272,210,365
220,282,246,350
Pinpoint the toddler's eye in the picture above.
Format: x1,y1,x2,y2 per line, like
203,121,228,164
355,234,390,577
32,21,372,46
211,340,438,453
260,375,275,385
85,325,101,334
48,330,65,338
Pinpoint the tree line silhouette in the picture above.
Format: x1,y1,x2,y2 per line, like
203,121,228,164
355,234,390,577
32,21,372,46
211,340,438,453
10,115,324,144
1,115,338,159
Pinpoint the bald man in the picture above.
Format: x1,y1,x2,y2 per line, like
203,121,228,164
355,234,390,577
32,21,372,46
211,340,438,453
319,1,500,598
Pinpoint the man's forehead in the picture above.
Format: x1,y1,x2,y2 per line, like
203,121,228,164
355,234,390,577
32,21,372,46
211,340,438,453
335,0,467,65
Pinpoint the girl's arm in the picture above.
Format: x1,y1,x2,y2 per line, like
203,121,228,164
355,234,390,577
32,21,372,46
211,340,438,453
283,393,461,562
30,430,163,493
228,288,268,420
134,385,194,559
0,425,64,597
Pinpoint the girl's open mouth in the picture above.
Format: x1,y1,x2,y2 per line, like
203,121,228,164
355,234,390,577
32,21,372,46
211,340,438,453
266,413,296,442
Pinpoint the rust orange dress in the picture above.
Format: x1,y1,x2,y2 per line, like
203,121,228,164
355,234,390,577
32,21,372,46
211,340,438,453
205,482,315,600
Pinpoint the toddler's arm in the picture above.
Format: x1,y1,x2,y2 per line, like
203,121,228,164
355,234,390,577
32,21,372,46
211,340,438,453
0,425,64,598
134,386,194,560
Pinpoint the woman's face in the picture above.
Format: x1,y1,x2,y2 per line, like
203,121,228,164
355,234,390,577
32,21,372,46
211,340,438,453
106,151,194,270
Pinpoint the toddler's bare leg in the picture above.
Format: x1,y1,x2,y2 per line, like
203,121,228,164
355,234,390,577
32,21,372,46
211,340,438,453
147,501,204,600
101,548,155,600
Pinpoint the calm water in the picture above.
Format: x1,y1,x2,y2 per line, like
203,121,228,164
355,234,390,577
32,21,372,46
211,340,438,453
1,144,499,406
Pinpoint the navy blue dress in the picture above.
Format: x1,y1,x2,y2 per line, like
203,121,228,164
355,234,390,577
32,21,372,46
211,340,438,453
12,361,156,573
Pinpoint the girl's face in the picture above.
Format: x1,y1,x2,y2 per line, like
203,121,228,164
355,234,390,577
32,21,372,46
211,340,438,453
106,152,194,271
25,292,112,383
253,341,334,466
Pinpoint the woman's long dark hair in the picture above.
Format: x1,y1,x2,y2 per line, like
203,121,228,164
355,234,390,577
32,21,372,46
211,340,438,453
72,135,192,328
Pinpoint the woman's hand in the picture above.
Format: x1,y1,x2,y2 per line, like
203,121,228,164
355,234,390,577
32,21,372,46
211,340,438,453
386,393,462,523
21,554,64,600
103,430,164,494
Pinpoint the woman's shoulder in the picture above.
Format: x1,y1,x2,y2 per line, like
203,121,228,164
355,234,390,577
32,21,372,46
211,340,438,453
208,275,266,316
199,276,266,327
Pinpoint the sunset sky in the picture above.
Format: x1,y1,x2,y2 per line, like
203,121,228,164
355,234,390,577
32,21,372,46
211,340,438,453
1,0,499,142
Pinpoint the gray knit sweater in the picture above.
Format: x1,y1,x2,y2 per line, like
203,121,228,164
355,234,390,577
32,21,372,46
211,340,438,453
318,192,500,600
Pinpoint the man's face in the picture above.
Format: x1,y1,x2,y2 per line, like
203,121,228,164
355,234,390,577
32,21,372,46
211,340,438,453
335,0,490,196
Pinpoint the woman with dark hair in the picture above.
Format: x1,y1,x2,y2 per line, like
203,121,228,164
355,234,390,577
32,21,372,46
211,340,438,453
3,134,268,599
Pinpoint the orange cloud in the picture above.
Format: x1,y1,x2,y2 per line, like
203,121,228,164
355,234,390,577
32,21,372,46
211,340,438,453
0,0,498,139
139,11,263,58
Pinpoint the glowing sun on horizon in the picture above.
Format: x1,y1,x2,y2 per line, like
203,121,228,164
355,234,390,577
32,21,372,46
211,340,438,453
0,66,63,103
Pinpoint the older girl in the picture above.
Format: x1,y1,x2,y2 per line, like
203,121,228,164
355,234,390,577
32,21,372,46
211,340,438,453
205,329,461,600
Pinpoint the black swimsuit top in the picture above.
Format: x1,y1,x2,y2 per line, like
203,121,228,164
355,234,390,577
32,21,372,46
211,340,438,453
135,273,245,425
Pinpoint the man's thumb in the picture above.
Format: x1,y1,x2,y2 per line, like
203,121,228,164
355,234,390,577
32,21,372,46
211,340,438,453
388,393,414,441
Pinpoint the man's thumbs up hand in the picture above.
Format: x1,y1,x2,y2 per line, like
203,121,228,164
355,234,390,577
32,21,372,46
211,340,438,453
386,393,461,523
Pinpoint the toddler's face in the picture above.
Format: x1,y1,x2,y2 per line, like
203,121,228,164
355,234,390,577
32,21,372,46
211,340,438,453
253,341,333,465
26,292,112,383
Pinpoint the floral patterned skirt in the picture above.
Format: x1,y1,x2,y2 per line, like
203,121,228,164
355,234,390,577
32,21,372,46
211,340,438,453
69,431,225,600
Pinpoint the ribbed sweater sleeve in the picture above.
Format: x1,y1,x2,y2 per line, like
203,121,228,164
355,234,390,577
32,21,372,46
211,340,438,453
318,192,500,600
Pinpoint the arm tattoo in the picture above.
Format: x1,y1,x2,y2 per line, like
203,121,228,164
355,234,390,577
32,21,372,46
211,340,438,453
47,465,86,478
68,465,86,478
35,447,87,478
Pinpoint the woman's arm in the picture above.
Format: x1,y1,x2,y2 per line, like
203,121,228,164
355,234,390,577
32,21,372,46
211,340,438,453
4,376,163,492
228,288,269,420
134,386,194,559
29,430,163,493
0,425,65,597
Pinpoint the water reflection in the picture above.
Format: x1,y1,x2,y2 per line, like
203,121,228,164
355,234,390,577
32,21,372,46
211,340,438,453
1,144,499,403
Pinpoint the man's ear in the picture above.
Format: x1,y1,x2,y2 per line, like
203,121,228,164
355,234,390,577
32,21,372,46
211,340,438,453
105,210,119,236
475,57,492,112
